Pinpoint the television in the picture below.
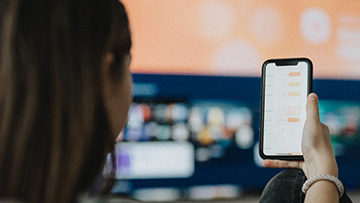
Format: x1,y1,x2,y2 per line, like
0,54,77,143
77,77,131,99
110,0,360,201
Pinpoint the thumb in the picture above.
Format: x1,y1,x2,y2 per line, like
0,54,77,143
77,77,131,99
305,93,320,123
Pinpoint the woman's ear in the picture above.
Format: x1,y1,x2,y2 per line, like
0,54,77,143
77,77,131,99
102,52,115,77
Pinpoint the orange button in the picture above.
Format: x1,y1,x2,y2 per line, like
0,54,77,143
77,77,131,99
287,118,300,122
288,92,300,96
289,82,301,86
289,72,301,77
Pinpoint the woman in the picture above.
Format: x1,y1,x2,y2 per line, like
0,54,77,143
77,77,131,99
0,0,351,202
0,0,131,202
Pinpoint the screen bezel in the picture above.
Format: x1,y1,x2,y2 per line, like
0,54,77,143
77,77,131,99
260,58,313,160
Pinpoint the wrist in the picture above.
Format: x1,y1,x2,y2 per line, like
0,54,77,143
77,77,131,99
304,151,338,178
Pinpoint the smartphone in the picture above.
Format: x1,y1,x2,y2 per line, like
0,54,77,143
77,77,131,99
260,58,313,160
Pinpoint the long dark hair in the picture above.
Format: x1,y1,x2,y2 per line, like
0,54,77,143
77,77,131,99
0,0,131,202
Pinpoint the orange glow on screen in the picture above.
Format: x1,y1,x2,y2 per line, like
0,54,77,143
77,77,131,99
122,0,360,79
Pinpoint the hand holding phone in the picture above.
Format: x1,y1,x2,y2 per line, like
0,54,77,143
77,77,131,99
260,58,313,160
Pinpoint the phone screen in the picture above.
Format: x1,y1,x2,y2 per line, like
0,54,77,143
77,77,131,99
260,58,312,160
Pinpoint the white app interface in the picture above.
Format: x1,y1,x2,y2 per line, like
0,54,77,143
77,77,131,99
263,62,308,156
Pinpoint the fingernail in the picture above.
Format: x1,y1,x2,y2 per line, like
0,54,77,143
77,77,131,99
308,93,317,101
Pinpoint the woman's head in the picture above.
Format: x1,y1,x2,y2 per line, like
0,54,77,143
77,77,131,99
0,0,131,202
